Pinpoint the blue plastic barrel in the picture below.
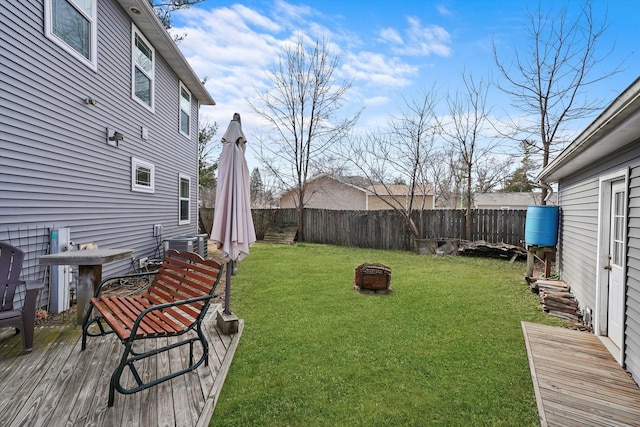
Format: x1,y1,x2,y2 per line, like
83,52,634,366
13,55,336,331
525,205,559,247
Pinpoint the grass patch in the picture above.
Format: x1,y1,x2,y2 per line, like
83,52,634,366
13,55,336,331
211,243,564,426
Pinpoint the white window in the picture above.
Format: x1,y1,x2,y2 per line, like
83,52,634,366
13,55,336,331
179,82,192,137
179,174,191,224
45,0,98,71
131,157,155,193
132,26,155,110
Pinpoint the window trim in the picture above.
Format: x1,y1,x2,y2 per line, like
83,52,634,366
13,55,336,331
44,0,98,71
179,82,192,138
178,173,191,225
131,157,155,193
131,25,155,111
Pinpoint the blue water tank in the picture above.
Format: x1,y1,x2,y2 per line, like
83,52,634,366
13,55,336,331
525,205,559,247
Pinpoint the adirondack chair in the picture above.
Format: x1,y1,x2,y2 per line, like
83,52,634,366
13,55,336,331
81,249,223,407
0,242,44,354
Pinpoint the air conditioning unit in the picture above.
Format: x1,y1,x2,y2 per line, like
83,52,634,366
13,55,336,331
166,234,208,258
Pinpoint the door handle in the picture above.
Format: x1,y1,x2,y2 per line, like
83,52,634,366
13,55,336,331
604,265,612,271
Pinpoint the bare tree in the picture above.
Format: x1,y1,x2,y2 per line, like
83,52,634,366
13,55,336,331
346,90,439,239
150,0,203,29
250,37,360,240
474,155,514,194
309,153,350,177
441,73,498,240
493,0,622,203
198,119,218,207
427,150,457,208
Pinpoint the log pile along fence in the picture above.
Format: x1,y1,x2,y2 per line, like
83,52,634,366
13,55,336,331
245,208,528,251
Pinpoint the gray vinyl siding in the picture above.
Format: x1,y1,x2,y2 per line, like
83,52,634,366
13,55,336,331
1,0,202,283
625,163,640,382
556,177,600,310
557,142,640,384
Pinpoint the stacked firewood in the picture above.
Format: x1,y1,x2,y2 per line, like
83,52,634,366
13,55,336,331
458,240,527,261
528,279,582,322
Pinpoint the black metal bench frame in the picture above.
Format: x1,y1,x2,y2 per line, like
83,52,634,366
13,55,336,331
81,249,223,407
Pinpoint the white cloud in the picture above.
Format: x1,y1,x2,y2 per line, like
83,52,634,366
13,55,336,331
379,28,403,45
379,16,452,57
405,17,451,56
436,4,453,17
273,0,314,23
342,51,417,88
169,5,288,169
169,1,430,170
364,96,390,107
229,4,283,32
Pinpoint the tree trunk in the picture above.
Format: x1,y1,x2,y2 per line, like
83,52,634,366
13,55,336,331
465,167,472,241
406,216,420,239
297,207,304,242
465,205,472,241
297,191,305,241
541,140,550,205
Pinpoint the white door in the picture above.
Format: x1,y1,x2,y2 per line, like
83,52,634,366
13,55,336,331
607,181,626,349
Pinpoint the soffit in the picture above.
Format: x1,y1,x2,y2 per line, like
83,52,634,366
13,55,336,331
537,78,640,182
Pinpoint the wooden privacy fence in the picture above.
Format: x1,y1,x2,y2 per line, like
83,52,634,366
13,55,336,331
245,208,528,251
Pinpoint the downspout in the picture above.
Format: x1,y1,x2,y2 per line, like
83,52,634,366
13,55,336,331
538,181,554,203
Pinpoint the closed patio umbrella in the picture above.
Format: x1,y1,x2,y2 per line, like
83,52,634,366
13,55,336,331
210,113,256,314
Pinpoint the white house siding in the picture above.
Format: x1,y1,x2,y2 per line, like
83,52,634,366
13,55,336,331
0,0,203,284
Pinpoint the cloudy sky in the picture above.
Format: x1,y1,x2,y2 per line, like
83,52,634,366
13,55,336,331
170,0,639,171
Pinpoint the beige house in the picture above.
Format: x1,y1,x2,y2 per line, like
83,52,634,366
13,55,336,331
474,192,558,209
279,174,434,210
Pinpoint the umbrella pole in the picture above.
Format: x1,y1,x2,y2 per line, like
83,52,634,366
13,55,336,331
223,139,240,316
224,259,233,315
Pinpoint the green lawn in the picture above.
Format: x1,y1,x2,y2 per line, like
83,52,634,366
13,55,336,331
210,243,564,426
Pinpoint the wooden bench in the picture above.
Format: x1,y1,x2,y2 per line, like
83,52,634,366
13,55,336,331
81,249,223,407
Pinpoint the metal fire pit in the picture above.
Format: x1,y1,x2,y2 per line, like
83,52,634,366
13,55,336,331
354,263,391,293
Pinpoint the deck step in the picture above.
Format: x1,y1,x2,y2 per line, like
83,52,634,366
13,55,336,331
262,223,297,244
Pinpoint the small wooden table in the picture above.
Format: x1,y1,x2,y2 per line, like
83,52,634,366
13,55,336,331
39,249,134,324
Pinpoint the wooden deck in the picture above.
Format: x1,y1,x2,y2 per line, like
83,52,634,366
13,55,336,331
522,321,640,427
0,305,242,427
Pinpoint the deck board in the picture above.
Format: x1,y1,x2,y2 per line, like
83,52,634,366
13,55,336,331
0,305,241,427
522,321,640,427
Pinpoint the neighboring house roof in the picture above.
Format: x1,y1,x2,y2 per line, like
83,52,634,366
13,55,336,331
368,183,433,196
475,192,558,208
117,0,215,105
291,174,434,196
338,175,372,189
538,76,640,183
277,174,434,209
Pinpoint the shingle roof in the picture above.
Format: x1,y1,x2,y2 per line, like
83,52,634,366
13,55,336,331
367,184,433,196
474,192,557,207
337,176,373,188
